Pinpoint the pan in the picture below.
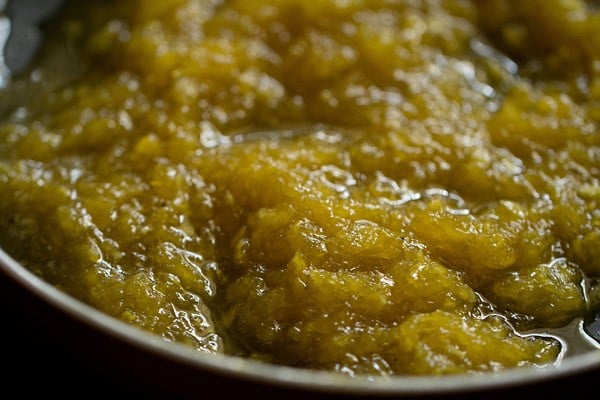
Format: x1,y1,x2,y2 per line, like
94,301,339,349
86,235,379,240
1,0,599,397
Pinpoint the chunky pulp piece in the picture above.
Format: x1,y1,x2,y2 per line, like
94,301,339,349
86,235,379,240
0,0,599,376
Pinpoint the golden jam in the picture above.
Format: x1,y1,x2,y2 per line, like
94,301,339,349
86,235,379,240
0,0,599,376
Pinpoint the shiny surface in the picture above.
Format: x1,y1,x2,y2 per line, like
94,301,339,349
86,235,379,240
0,0,599,395
1,0,599,376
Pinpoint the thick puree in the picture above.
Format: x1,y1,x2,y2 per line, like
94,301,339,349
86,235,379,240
0,0,599,376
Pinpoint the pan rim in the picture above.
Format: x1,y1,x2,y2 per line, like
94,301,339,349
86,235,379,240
1,246,599,396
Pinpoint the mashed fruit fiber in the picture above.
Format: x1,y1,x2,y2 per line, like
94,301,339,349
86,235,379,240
0,0,599,376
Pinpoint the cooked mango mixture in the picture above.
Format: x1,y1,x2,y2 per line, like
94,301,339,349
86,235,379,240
0,0,599,376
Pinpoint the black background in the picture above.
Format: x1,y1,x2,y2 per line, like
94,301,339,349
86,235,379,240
1,266,599,400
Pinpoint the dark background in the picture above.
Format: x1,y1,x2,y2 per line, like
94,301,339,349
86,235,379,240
1,266,599,400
